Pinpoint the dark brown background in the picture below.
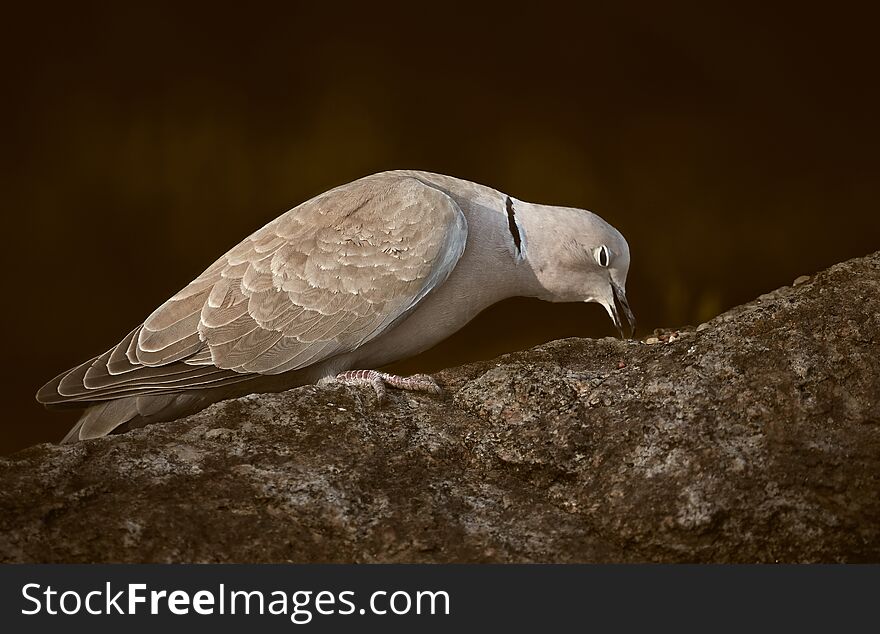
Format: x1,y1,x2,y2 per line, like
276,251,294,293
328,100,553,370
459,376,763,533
2,2,878,454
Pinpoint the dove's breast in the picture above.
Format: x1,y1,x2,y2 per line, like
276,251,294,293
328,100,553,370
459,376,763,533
338,193,539,372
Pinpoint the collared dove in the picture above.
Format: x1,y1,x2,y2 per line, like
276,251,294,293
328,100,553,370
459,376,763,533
37,170,634,442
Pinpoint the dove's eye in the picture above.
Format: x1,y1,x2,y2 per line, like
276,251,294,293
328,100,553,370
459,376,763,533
595,245,610,267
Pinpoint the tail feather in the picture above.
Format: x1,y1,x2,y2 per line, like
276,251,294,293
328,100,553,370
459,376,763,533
60,392,211,443
61,399,137,443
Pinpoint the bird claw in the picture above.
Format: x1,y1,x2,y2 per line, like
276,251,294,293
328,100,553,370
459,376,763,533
329,370,442,403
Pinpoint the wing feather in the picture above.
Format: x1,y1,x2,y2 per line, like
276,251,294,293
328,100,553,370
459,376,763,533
106,328,141,375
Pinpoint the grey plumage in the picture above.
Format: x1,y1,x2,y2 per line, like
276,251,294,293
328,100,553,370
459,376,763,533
38,170,633,442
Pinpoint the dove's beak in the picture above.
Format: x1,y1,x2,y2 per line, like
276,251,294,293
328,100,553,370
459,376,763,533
607,282,636,339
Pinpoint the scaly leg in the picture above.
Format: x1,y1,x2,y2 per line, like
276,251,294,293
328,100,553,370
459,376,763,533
327,370,442,403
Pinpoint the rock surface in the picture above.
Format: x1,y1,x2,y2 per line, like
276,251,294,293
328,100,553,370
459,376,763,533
3,253,879,563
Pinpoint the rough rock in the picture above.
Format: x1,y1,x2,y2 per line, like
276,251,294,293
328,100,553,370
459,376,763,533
2,253,879,563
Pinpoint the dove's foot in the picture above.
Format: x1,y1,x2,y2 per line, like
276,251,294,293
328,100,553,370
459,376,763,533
328,370,442,403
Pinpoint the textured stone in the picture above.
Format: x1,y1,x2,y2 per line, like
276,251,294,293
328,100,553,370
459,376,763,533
2,253,879,563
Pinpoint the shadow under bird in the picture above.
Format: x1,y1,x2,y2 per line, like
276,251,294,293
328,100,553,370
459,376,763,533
38,170,635,442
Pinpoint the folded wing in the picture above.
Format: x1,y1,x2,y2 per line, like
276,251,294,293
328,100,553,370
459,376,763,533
38,174,468,405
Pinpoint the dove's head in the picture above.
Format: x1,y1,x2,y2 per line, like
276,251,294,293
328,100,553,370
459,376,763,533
516,200,635,338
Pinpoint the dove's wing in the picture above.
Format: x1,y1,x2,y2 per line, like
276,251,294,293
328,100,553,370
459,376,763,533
38,174,467,404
